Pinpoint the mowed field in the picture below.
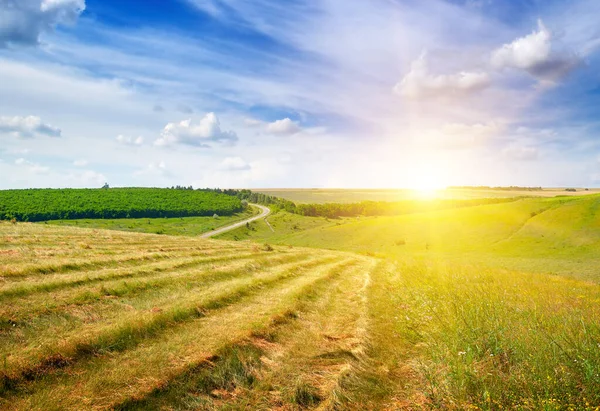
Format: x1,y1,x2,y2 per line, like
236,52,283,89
0,221,378,410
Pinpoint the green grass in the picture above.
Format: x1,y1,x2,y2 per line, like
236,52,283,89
44,207,257,236
218,195,600,280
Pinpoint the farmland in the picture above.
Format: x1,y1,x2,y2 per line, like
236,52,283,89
0,188,242,222
0,221,375,409
2,192,600,409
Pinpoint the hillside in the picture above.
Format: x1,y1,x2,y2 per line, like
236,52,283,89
217,195,600,280
0,188,242,222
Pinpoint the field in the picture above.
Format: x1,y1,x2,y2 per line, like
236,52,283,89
45,208,257,236
0,221,376,409
0,188,242,221
254,188,600,203
3,192,600,409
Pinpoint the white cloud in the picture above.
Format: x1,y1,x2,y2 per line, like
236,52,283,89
73,158,88,167
66,169,106,186
244,117,264,127
0,0,85,48
220,156,251,171
502,145,539,161
0,115,61,138
14,157,50,174
116,135,144,146
266,118,302,136
437,122,501,149
394,54,490,99
491,20,580,82
154,113,238,147
134,161,171,177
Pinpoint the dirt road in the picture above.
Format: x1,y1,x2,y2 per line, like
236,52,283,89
201,204,271,238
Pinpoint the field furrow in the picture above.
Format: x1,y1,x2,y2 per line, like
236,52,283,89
2,255,364,410
0,253,331,388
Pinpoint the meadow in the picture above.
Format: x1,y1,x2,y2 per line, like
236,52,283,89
46,208,257,236
2,191,600,409
217,193,600,408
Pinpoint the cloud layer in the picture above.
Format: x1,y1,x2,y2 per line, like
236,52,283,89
0,0,86,47
0,115,61,138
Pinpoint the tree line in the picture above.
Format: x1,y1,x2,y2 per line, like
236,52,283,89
0,188,242,222
202,189,519,219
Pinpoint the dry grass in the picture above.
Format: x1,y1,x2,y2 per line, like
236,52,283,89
0,221,373,410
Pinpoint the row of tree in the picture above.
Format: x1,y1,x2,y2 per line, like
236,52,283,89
0,188,242,222
207,189,519,219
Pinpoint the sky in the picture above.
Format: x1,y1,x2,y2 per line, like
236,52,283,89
1,0,600,189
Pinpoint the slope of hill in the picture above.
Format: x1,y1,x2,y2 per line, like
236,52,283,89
218,195,600,280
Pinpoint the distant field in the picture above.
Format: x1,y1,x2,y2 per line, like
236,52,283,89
0,188,242,222
254,187,600,203
46,208,257,236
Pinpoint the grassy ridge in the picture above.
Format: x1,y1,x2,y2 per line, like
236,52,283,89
0,188,243,221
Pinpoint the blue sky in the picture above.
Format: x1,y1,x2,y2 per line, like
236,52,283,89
1,0,600,189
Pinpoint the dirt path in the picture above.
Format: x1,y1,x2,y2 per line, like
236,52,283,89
201,204,271,238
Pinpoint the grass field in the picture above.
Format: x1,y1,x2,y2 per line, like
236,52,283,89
253,188,600,203
218,194,600,280
45,207,257,236
3,193,600,409
0,221,377,409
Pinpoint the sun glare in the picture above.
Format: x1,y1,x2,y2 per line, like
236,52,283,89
407,165,446,198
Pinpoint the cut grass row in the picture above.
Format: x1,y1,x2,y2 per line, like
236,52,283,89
2,260,368,409
117,259,378,410
1,252,329,389
0,221,374,410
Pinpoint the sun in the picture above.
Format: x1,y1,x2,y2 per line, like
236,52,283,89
410,171,446,199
